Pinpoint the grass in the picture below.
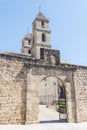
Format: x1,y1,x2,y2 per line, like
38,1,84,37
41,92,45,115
59,101,66,108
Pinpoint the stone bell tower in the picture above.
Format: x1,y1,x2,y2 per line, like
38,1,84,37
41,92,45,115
31,12,51,59
21,33,32,56
21,12,60,64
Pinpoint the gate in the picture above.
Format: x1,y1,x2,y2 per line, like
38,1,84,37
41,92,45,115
39,75,67,121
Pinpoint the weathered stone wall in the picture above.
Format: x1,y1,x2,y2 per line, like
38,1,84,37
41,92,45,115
44,49,60,65
74,67,87,122
30,65,77,123
0,53,87,124
25,65,39,124
0,55,38,124
0,57,25,124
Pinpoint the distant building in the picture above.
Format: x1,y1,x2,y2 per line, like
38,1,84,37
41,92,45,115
0,11,87,124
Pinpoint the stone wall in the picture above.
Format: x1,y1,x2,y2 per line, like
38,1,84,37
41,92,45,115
0,54,38,124
74,67,87,122
44,49,60,65
30,65,77,123
0,53,87,124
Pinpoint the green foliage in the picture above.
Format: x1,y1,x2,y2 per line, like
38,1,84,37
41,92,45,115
59,101,66,108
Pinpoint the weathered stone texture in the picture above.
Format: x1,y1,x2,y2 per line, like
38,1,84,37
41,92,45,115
74,68,87,122
29,66,77,123
0,56,38,124
0,53,87,124
1,10,87,124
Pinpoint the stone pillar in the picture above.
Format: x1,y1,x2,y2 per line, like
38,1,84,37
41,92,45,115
65,82,76,123
25,74,39,124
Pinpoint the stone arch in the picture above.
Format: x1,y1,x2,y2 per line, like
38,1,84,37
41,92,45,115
40,75,67,101
28,73,76,123
41,75,65,86
39,75,67,121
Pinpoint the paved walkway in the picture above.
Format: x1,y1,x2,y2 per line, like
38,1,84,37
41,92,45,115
1,123,87,130
1,105,87,130
38,105,66,123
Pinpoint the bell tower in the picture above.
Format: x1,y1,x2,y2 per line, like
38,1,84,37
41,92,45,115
31,12,51,59
21,33,32,56
21,11,60,64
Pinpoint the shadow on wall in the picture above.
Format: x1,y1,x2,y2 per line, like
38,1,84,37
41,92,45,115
15,65,28,124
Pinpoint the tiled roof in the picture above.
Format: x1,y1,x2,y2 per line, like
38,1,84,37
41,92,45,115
24,33,32,40
35,12,49,22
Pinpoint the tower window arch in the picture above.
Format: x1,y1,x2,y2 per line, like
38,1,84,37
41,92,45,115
28,50,31,54
28,39,31,45
42,33,46,42
41,21,44,28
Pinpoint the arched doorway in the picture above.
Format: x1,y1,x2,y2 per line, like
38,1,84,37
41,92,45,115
39,75,67,123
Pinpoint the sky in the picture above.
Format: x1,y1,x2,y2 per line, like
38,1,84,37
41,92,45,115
0,0,87,66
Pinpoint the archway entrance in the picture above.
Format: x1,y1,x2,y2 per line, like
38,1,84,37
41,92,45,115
39,75,67,123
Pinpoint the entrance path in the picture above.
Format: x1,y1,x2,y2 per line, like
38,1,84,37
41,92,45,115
38,105,66,123
1,106,87,130
1,124,87,130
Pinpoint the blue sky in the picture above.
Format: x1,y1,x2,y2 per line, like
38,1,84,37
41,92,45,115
0,0,87,66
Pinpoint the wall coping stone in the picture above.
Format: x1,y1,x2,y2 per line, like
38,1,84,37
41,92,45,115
0,52,87,70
